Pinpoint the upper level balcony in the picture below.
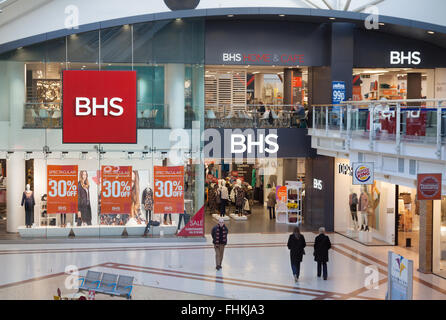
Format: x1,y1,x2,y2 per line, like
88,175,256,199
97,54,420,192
205,104,308,129
309,99,446,161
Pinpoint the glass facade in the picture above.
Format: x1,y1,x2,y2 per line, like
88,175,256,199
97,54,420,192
0,18,205,238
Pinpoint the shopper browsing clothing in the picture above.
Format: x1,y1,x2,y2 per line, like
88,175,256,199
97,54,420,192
267,190,277,219
211,217,228,270
313,227,332,280
287,227,306,282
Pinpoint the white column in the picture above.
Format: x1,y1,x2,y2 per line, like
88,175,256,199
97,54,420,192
165,64,185,129
7,152,26,232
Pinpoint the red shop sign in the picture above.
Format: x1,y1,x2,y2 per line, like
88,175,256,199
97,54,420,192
417,174,442,200
63,70,137,144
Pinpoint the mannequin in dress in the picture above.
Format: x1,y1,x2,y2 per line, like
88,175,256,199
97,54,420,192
141,182,153,222
21,184,35,228
348,187,359,230
359,185,369,231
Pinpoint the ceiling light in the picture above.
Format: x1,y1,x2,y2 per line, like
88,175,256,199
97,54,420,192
427,31,435,34
227,14,234,17
176,18,182,21
379,23,385,26
329,17,336,20
279,14,285,17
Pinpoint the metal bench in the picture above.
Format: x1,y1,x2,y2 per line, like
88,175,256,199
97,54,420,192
103,275,134,300
78,271,134,299
78,270,101,292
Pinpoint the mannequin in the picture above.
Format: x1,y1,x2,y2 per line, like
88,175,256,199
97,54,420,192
234,179,245,216
218,179,229,217
21,184,35,228
359,185,369,231
348,188,359,230
141,183,154,222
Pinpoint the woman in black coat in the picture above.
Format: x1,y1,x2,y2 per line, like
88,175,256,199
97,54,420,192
287,227,306,282
314,227,332,280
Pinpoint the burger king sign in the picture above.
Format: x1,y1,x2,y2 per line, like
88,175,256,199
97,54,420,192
352,163,374,185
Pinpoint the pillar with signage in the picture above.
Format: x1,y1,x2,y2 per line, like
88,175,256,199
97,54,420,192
417,173,442,273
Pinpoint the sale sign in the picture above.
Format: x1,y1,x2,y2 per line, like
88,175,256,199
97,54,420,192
177,206,204,237
47,165,78,214
154,166,184,214
101,166,132,214
417,174,442,200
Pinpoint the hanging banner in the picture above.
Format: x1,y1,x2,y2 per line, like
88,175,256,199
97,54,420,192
417,173,442,200
352,162,374,185
154,166,184,214
47,165,78,214
177,206,204,237
101,166,132,214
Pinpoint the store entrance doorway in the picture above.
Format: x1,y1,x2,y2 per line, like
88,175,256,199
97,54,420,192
204,158,307,234
397,185,420,253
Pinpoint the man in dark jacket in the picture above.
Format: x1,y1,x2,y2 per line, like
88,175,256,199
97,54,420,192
211,218,228,270
314,227,332,280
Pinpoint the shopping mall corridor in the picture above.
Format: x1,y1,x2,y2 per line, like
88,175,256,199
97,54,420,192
0,233,444,300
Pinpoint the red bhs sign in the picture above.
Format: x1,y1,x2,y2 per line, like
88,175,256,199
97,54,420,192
63,71,137,144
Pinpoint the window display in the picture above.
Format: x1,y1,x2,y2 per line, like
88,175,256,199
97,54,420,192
335,158,395,245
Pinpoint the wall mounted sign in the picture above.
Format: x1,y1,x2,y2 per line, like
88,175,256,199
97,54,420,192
332,81,346,104
390,51,421,65
313,179,323,190
352,162,374,185
417,173,442,200
63,70,137,144
337,163,353,176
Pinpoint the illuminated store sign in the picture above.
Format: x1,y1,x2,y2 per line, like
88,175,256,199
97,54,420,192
222,52,305,64
390,51,421,65
231,133,279,154
63,70,137,144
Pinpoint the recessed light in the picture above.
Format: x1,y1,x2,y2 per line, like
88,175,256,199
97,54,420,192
279,14,285,17
227,14,234,17
329,17,336,20
379,23,385,26
427,31,435,34
176,18,182,21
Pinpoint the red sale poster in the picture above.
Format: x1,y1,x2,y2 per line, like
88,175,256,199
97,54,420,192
177,206,204,237
154,166,184,214
101,166,132,214
47,165,78,214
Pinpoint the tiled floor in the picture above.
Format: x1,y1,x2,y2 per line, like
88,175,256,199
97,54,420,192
0,232,444,300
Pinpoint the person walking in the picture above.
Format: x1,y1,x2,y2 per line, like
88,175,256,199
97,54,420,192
267,189,277,219
287,227,306,282
211,217,228,270
314,227,332,280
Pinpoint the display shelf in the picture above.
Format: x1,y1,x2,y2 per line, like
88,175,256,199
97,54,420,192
275,182,303,225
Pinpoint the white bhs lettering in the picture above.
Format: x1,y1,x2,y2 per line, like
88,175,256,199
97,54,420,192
75,97,124,116
390,51,421,65
223,53,242,62
231,134,279,154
